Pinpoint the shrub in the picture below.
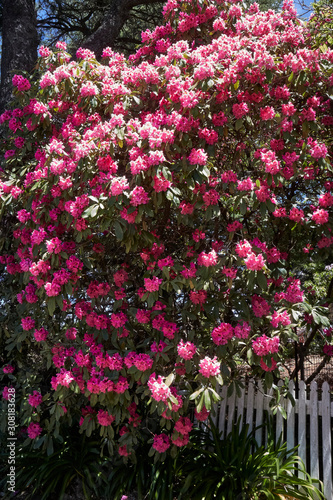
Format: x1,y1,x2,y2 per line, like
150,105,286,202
0,0,332,459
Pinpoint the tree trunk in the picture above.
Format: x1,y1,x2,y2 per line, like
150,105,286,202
81,0,158,59
0,0,38,114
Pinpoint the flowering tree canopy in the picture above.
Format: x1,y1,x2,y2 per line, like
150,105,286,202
0,0,332,458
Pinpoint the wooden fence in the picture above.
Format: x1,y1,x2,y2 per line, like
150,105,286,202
210,379,333,499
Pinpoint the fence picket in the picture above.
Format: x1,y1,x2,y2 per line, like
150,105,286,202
310,380,319,480
276,380,284,443
236,384,245,427
218,385,228,435
286,380,295,452
255,380,264,445
322,382,332,499
227,389,236,435
298,380,307,478
245,379,255,434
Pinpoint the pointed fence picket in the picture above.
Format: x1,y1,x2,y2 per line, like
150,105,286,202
213,379,333,499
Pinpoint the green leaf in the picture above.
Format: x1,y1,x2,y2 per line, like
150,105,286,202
312,310,330,327
257,271,267,290
265,371,273,388
91,205,98,218
165,373,175,387
235,119,243,131
265,69,273,82
189,387,204,400
204,388,211,410
47,297,56,316
90,394,98,407
114,220,123,240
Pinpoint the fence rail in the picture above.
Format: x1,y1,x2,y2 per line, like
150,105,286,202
211,379,333,499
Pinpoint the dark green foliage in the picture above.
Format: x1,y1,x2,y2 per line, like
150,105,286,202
1,418,324,500
176,418,325,500
0,428,110,500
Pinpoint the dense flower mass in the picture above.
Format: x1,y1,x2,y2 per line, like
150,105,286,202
0,0,332,459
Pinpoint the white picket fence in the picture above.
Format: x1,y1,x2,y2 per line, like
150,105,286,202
210,379,333,499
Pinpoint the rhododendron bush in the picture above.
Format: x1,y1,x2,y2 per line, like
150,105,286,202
0,0,333,458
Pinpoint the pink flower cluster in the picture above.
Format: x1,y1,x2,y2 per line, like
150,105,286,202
28,391,43,407
211,323,234,345
252,335,280,356
148,373,172,402
27,422,42,439
153,433,170,452
177,340,197,360
199,356,220,378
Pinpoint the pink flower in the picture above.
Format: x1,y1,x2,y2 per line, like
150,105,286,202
97,409,115,426
227,221,243,232
260,106,275,120
21,317,35,331
45,282,61,297
236,240,252,258
252,295,271,317
271,311,291,328
177,339,197,360
199,356,220,378
252,335,279,356
244,253,266,271
211,323,234,345
34,328,48,342
133,353,153,371
197,250,218,267
118,445,129,456
144,276,163,292
66,327,77,340
194,406,210,421
110,312,127,328
12,74,31,92
260,357,277,371
172,433,190,447
289,208,304,222
180,202,195,214
153,433,170,453
234,322,251,339
174,417,192,434
56,41,67,50
39,45,51,57
153,175,171,192
312,209,329,225
2,387,12,400
80,82,99,97
130,186,149,206
3,365,15,374
284,279,304,303
189,290,207,305
148,373,172,402
188,148,208,165
323,345,333,356
232,103,249,119
28,391,42,407
27,422,42,439
136,309,151,323
309,142,327,159
222,267,237,279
